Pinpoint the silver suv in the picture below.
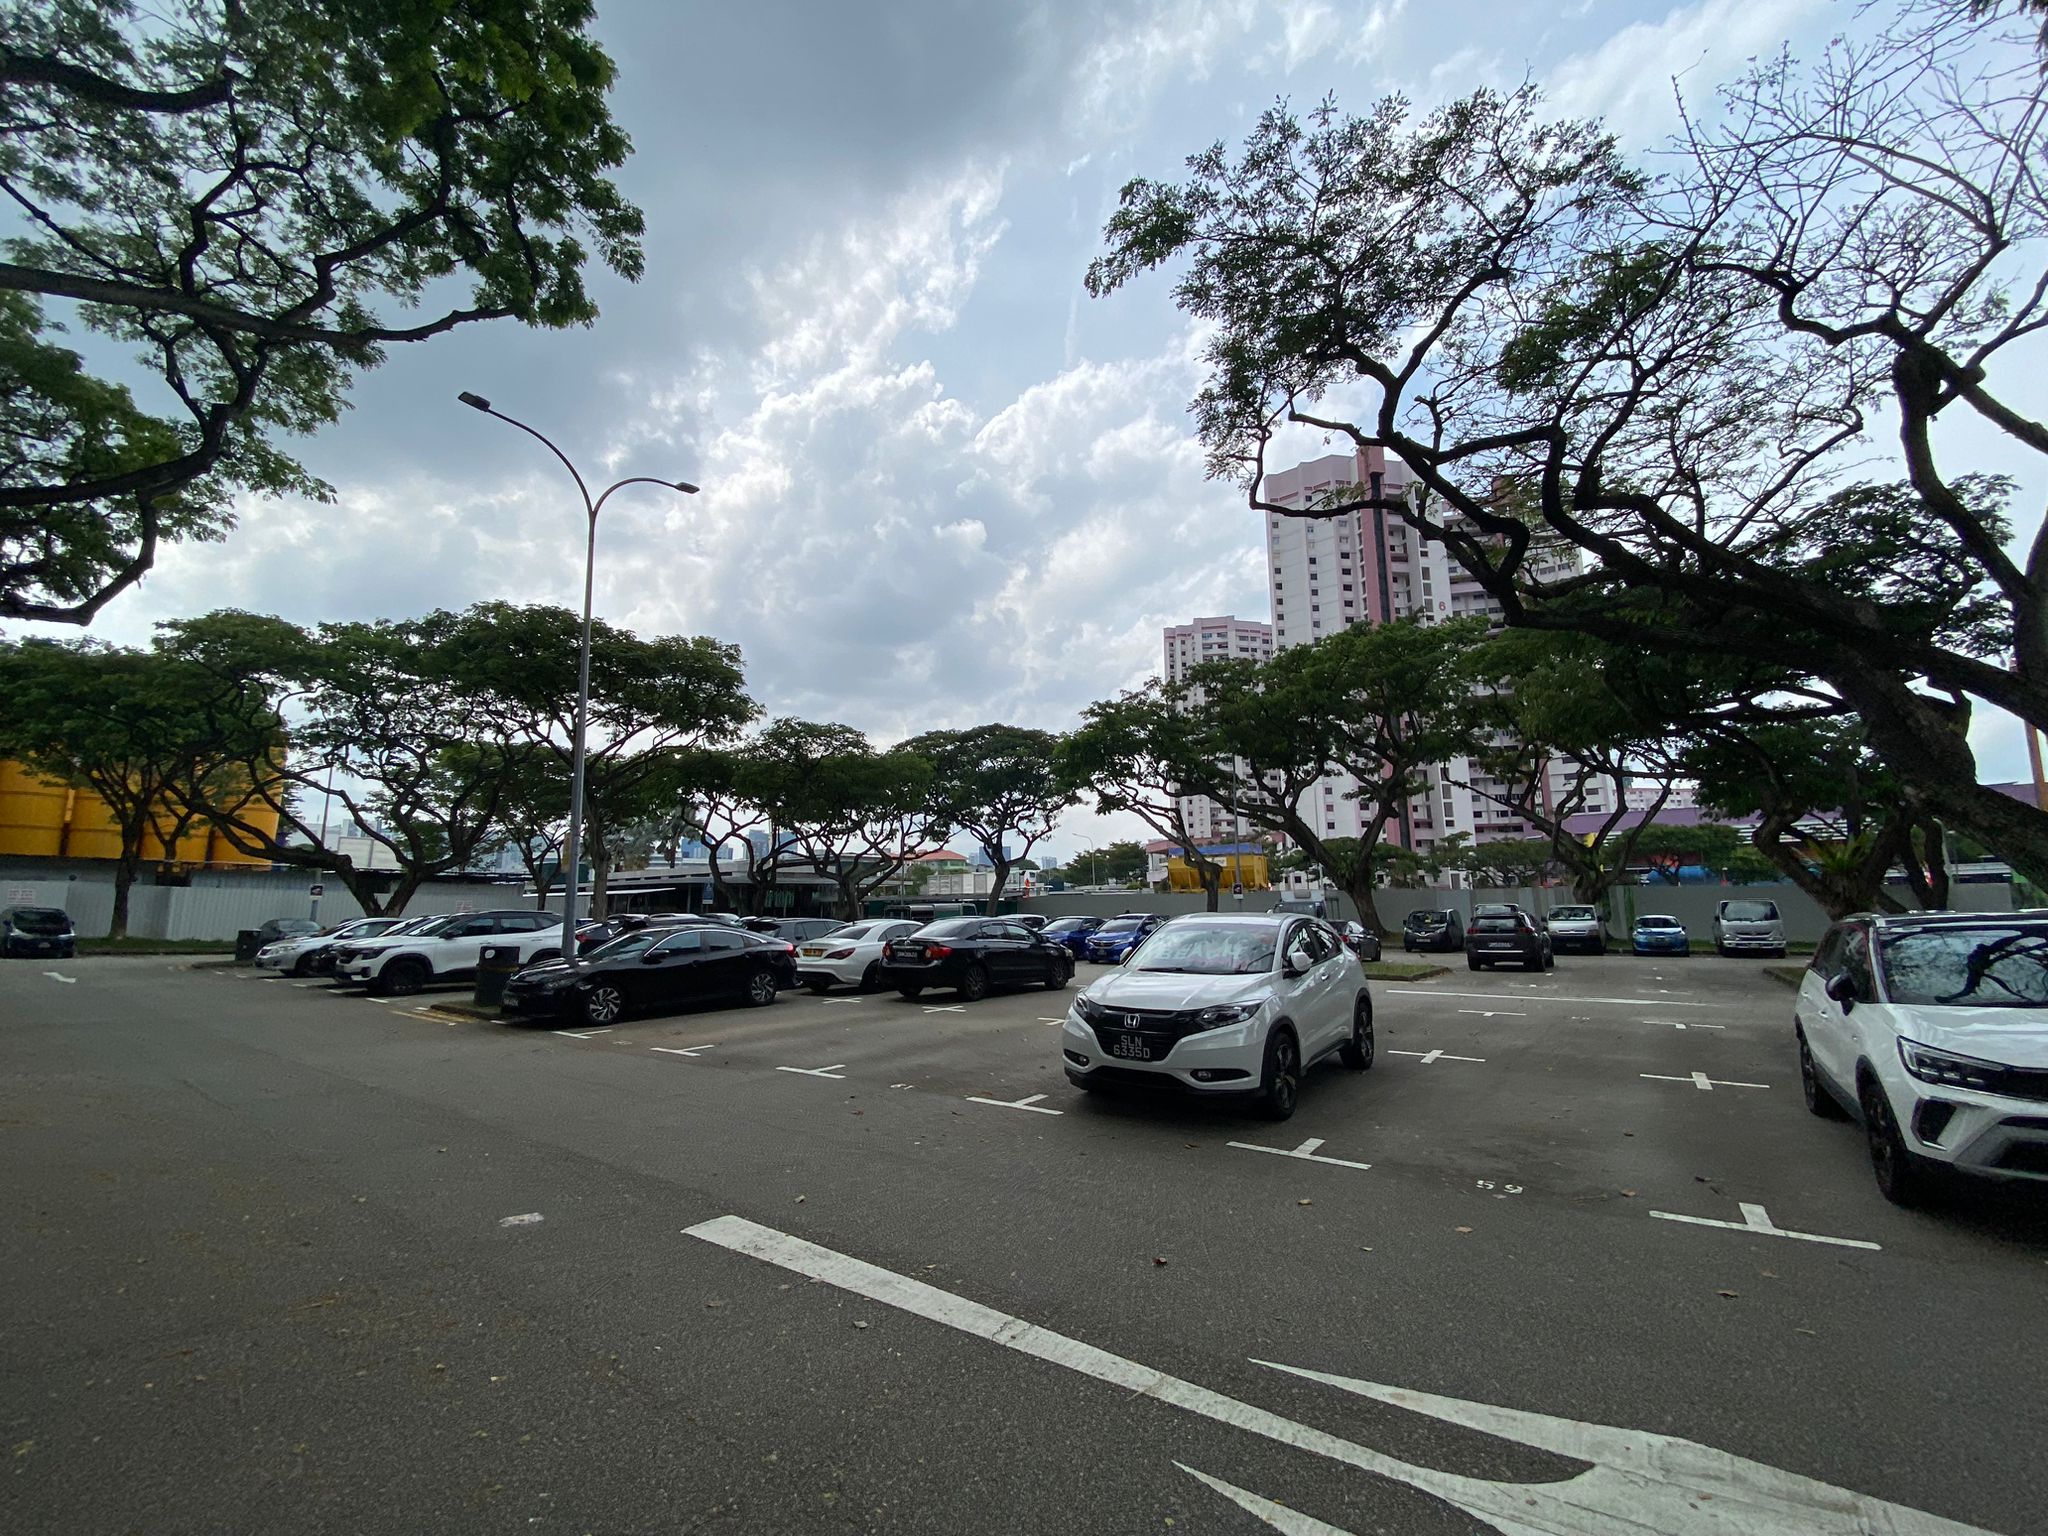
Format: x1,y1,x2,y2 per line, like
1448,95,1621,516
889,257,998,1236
1713,899,1786,958
334,910,566,995
1544,905,1606,955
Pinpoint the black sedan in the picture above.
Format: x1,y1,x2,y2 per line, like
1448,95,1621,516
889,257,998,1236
503,925,798,1025
1336,921,1383,963
878,917,1073,1001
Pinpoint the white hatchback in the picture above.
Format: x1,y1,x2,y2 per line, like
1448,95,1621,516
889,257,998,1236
1060,912,1373,1120
792,919,921,993
1795,911,2048,1204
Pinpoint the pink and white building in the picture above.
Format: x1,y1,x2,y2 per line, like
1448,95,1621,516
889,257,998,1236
1162,615,1272,841
1260,447,1619,864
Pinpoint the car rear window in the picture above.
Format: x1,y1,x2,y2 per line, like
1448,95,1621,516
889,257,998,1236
1878,926,2048,1009
7,908,71,933
1408,912,1448,925
1722,901,1779,922
1549,907,1595,921
1470,917,1521,933
917,919,982,938
1637,917,1682,929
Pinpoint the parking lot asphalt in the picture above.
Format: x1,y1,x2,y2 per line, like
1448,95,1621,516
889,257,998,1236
3,953,2044,1535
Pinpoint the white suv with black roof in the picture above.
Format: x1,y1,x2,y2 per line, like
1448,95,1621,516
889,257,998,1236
1795,910,2048,1205
333,910,566,995
1061,912,1373,1121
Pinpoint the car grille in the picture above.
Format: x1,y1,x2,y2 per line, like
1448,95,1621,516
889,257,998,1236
1084,1006,1214,1048
1991,1067,2048,1105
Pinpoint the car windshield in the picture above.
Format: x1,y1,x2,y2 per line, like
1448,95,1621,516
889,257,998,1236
1723,901,1779,921
406,914,460,937
1408,912,1447,926
1043,918,1094,934
1638,917,1681,930
8,907,70,934
1550,907,1595,921
830,923,881,941
916,919,982,939
1098,919,1144,935
1878,926,2048,1009
1131,924,1275,974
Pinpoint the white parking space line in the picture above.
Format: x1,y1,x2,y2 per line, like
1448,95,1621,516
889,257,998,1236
1457,1008,1524,1018
650,1045,715,1059
965,1092,1062,1116
818,998,865,1006
1386,988,1718,1010
552,1027,613,1039
684,1217,1960,1535
1227,1135,1373,1172
41,971,76,984
777,1063,848,1080
1642,1018,1725,1031
1651,1201,1880,1252
1037,1016,1067,1025
1641,1072,1769,1091
1388,1049,1485,1065
922,1005,966,1015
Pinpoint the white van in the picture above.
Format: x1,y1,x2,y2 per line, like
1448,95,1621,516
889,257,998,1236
1712,899,1786,957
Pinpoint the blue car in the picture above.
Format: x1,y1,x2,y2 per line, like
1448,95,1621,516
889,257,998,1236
1631,915,1691,956
1040,915,1107,957
1080,913,1166,964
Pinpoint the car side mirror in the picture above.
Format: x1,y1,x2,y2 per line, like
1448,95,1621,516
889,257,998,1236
1824,972,1857,1009
1282,952,1305,978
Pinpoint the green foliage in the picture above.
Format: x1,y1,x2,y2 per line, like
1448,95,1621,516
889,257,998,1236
901,724,1073,904
1060,686,1231,901
1064,841,1149,887
0,0,644,620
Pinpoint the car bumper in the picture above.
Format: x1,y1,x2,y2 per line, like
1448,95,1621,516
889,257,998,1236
1469,944,1539,962
1633,940,1690,954
1059,1013,1265,1095
879,960,963,987
503,987,576,1016
1878,1068,2048,1181
5,940,75,958
795,956,870,986
254,952,291,970
339,963,377,983
1717,934,1784,952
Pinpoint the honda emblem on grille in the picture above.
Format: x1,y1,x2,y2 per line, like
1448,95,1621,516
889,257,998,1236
1124,1014,1141,1028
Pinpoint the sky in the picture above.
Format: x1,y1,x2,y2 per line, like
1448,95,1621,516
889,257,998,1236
10,0,2042,866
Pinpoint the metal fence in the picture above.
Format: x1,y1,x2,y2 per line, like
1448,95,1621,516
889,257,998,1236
0,872,532,941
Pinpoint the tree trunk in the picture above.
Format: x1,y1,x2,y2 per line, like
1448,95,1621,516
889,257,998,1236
1200,863,1221,912
1752,813,1908,920
108,852,136,941
987,857,1011,911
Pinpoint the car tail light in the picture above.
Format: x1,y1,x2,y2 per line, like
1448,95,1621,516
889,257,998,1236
781,942,797,954
926,943,952,959
825,947,855,959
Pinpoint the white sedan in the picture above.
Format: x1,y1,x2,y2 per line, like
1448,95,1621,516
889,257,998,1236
793,919,921,993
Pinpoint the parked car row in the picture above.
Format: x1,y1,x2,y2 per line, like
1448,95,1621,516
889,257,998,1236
1398,900,1789,963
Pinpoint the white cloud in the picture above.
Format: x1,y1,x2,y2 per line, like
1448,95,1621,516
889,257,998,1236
1547,0,1821,141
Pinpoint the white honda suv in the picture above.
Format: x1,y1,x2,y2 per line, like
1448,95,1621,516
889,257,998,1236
1795,911,2048,1205
334,910,566,995
1061,912,1373,1120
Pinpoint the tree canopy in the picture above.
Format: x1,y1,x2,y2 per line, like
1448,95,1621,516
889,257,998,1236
902,724,1073,909
0,0,644,621
1088,1,2048,886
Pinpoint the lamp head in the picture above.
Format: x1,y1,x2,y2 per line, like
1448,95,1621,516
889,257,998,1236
457,391,491,412
674,481,700,494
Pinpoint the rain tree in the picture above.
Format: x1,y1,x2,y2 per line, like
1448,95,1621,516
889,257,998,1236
0,0,644,621
901,725,1075,910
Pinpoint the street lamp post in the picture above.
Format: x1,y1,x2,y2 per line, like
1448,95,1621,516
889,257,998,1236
457,391,697,969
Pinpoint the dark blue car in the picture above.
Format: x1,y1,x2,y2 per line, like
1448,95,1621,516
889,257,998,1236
1040,915,1106,956
1080,913,1165,964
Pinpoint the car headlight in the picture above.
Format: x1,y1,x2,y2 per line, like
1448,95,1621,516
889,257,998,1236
1897,1038,2007,1094
1191,1001,1262,1030
1074,994,1109,1024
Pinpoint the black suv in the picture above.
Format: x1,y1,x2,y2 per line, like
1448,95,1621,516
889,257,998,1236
1,905,76,959
1402,909,1465,952
1466,910,1554,971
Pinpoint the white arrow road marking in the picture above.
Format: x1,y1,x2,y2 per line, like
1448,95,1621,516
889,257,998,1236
1389,1049,1485,1064
1458,1009,1525,1018
1650,1200,1880,1252
777,1063,847,1079
1641,1072,1769,1091
1178,1465,1360,1535
965,1092,1062,1115
42,971,75,984
650,1045,715,1059
1228,1136,1373,1172
1387,988,1717,1010
683,1216,1982,1535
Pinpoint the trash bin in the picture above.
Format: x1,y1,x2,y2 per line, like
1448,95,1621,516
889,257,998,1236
234,928,262,963
474,944,520,1010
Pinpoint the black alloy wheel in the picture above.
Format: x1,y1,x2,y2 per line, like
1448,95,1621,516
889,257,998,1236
583,984,624,1025
1259,1029,1301,1122
1797,1029,1845,1119
1043,959,1071,990
958,963,990,1003
1861,1075,1925,1207
381,958,428,996
859,961,881,992
746,968,778,1008
1340,996,1375,1070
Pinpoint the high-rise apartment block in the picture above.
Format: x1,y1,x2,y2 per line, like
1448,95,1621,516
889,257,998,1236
1161,615,1272,841
1260,447,1617,860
